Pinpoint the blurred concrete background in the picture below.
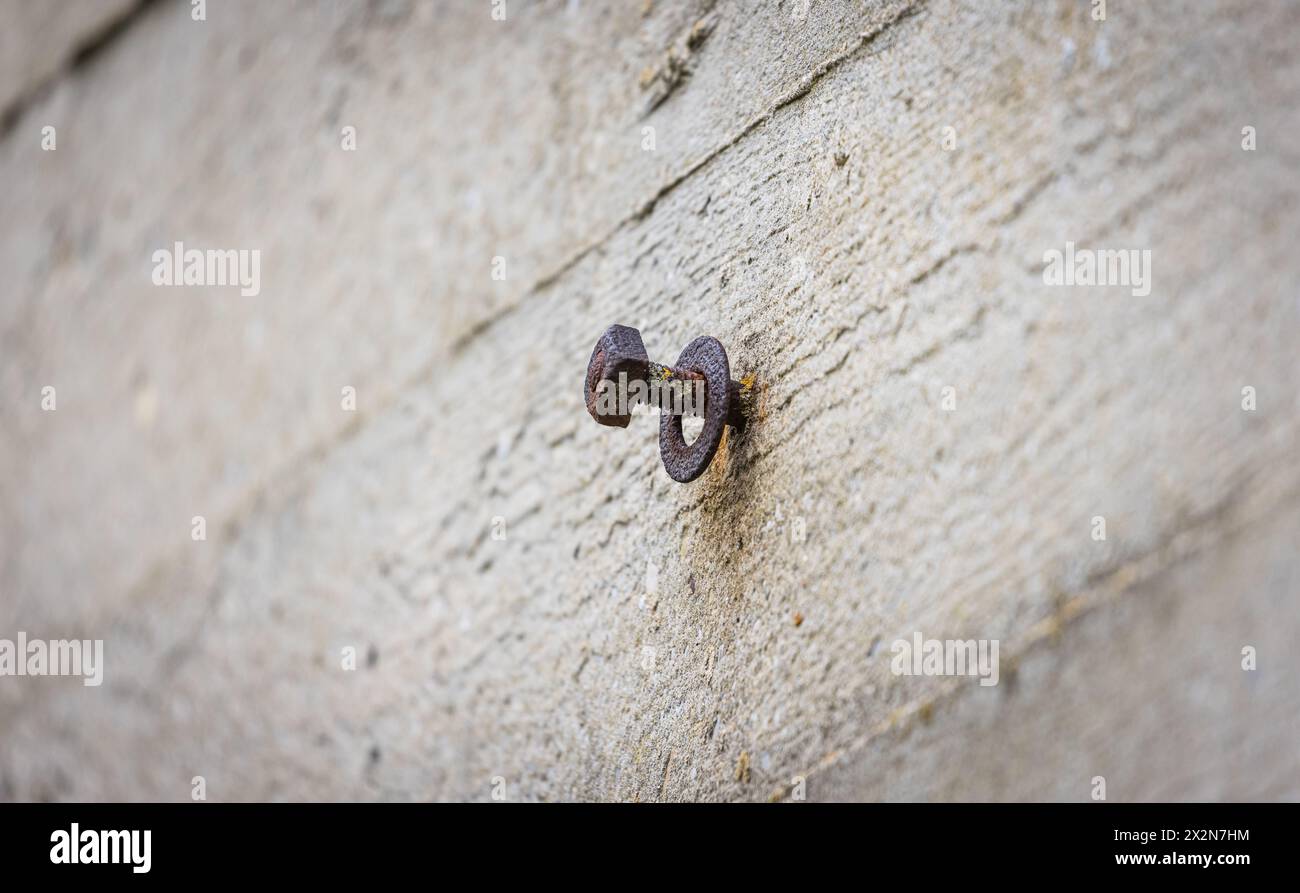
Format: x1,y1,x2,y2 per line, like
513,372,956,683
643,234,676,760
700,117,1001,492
0,0,1297,801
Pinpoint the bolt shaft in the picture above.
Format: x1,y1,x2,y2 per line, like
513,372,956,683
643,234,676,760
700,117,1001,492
643,361,747,429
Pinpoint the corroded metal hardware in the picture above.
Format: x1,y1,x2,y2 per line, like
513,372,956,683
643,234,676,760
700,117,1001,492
584,324,747,483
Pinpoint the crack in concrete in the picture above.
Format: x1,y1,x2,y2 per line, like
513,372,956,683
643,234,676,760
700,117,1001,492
0,0,161,140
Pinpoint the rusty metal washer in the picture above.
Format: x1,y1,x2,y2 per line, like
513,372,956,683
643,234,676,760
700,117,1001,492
659,335,735,483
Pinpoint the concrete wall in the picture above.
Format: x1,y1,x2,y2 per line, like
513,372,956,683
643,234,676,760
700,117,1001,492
1,0,1297,801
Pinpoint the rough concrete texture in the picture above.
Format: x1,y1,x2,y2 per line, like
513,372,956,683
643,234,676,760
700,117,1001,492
1,0,1297,801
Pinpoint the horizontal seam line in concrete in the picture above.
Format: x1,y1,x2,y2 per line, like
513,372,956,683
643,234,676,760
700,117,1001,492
448,0,927,357
770,469,1300,803
43,0,932,623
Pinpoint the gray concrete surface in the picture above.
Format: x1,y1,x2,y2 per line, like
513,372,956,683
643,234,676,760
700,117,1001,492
0,0,1297,801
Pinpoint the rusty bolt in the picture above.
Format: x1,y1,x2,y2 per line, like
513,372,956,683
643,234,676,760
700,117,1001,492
584,324,650,428
584,324,748,483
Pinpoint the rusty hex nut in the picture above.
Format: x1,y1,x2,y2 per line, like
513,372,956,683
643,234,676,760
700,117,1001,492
584,324,650,427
